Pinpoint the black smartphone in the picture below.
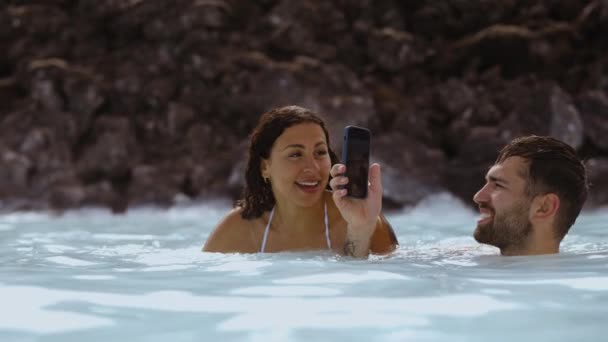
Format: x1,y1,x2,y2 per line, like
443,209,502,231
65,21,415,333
342,126,371,198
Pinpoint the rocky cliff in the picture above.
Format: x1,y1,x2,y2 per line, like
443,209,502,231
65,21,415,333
1,0,607,212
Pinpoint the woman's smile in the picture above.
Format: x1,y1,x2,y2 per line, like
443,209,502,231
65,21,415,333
295,180,322,193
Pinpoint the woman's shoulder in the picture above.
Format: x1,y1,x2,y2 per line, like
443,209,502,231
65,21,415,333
202,207,262,253
220,207,250,226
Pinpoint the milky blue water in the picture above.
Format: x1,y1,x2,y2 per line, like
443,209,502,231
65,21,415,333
1,194,607,342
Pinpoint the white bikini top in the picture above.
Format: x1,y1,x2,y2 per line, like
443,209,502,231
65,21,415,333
260,202,331,253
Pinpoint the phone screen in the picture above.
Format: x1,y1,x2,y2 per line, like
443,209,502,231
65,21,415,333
342,126,370,198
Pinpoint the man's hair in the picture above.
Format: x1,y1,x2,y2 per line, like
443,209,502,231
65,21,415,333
237,106,339,219
496,135,588,239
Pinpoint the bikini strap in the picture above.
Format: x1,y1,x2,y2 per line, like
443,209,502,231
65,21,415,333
324,201,331,250
260,202,331,253
260,207,274,253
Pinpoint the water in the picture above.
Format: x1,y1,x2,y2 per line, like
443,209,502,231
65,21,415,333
1,194,607,342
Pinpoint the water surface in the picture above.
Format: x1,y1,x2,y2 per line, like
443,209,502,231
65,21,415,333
1,194,607,342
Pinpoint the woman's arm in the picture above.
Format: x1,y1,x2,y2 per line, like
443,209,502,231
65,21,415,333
330,163,384,258
369,214,399,254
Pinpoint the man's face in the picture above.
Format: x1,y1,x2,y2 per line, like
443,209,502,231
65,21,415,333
472,157,533,250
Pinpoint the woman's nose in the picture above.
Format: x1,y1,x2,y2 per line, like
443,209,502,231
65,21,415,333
304,154,320,171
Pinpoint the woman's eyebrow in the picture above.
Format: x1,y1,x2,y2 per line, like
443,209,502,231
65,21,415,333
282,141,327,151
282,144,305,150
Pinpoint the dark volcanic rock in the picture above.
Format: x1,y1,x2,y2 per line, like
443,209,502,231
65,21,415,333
0,147,32,198
76,116,138,183
128,164,184,207
372,84,433,144
224,52,375,152
367,28,427,72
578,90,608,151
443,127,508,207
586,157,608,206
261,1,347,61
436,79,476,118
1,0,608,211
498,81,583,149
49,184,86,210
373,133,446,207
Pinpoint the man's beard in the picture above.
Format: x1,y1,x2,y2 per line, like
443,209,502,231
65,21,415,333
474,200,533,251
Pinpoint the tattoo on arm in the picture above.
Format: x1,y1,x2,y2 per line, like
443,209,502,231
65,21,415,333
343,240,356,256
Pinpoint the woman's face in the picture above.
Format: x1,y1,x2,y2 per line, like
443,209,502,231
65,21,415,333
261,123,331,208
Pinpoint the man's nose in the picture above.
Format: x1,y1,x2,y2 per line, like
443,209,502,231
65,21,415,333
473,183,490,205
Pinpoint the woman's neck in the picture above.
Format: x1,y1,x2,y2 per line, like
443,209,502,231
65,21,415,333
272,196,326,235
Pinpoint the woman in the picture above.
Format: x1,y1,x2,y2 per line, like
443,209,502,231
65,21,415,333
203,105,398,257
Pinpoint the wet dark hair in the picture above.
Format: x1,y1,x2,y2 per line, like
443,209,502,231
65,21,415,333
237,106,339,219
496,135,588,239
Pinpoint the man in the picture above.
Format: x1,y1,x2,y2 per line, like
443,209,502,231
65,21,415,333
473,135,589,256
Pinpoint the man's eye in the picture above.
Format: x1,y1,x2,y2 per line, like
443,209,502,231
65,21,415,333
495,183,504,188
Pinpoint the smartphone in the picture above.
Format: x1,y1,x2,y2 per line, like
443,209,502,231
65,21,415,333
342,126,371,198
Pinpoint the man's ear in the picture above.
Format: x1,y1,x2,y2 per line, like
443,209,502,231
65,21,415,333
531,193,560,220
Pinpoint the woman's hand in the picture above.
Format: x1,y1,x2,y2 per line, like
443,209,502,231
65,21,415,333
329,163,383,257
